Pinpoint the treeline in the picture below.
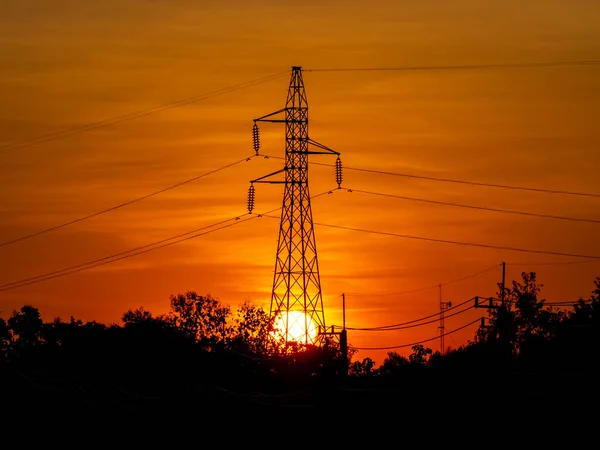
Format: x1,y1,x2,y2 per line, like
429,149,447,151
346,273,600,416
0,291,346,416
1,273,599,417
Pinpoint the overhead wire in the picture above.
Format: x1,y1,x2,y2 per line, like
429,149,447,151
0,191,331,293
0,70,290,155
347,303,475,332
347,297,475,331
6,60,598,155
348,188,600,224
259,154,600,198
341,166,600,199
347,298,585,346
351,317,482,351
346,263,501,297
0,216,252,292
305,59,600,72
259,214,600,260
348,300,588,351
0,154,257,249
544,302,581,307
506,259,599,266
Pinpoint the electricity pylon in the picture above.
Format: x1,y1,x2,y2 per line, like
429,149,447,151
247,66,342,345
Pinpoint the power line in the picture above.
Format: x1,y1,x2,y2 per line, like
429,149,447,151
349,188,600,224
427,264,500,287
506,259,599,266
0,191,331,293
0,70,290,155
0,216,250,292
260,214,600,259
0,155,257,249
9,60,593,155
348,304,475,332
348,296,582,334
306,60,600,72
351,317,482,351
349,297,475,331
259,154,600,198
346,263,500,297
341,166,600,199
544,302,581,306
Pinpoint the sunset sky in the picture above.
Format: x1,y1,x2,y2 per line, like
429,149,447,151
1,0,599,363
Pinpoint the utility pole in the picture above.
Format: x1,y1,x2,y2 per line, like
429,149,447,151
340,293,348,377
248,66,342,345
311,293,348,376
474,262,508,350
500,261,506,307
342,293,346,331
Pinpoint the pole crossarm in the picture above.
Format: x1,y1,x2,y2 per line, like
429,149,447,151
474,296,502,309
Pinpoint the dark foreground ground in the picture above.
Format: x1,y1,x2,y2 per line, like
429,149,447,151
2,367,596,432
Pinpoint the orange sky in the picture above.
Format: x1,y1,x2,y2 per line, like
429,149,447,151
1,0,599,363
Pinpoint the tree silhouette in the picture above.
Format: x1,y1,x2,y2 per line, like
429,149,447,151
0,317,9,363
168,291,230,348
408,344,432,365
475,271,562,363
572,276,600,319
122,306,154,325
7,305,44,357
350,357,376,377
378,351,409,376
551,276,600,373
229,300,274,356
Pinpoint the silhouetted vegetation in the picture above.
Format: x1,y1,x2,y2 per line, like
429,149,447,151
2,274,599,421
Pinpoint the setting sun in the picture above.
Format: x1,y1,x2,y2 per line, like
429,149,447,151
273,310,318,344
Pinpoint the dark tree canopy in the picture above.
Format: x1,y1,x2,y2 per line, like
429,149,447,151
1,273,599,421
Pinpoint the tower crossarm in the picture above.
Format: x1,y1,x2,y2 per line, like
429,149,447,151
250,168,287,184
307,139,340,156
254,108,287,123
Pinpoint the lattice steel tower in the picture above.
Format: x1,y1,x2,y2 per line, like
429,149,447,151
248,66,342,345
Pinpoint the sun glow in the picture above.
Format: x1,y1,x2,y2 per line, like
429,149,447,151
273,310,318,344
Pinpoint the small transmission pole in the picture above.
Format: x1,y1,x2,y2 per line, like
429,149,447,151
248,66,341,345
438,284,452,354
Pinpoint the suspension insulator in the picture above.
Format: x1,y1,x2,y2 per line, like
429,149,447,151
247,183,255,213
335,156,343,188
252,123,260,155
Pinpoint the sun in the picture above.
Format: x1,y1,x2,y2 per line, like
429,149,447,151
273,310,318,344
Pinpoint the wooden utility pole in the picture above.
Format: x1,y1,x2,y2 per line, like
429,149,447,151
500,261,506,306
340,293,348,377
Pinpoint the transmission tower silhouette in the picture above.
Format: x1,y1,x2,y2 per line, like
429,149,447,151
248,66,342,345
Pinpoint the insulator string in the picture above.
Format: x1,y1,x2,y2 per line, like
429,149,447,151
247,183,255,213
335,156,343,188
252,123,260,155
